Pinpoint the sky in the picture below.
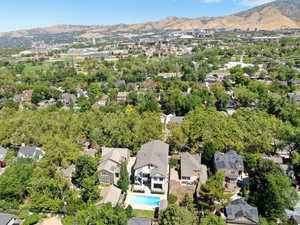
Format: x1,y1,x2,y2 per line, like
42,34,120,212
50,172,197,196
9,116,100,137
0,0,275,32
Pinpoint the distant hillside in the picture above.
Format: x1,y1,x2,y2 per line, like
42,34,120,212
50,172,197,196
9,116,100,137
1,0,300,48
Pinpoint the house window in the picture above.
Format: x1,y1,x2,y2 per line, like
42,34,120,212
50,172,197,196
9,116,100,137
154,183,163,189
115,173,119,178
101,175,111,184
159,178,164,181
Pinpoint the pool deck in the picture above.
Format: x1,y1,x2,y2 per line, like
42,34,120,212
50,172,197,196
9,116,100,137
125,191,167,210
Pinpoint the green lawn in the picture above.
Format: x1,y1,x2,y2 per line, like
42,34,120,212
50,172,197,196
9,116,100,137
133,209,154,218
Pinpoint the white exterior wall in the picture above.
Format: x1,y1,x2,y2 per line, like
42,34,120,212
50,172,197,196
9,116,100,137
7,218,15,225
134,164,167,193
151,176,165,193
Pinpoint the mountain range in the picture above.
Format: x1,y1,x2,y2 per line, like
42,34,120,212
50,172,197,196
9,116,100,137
1,0,300,48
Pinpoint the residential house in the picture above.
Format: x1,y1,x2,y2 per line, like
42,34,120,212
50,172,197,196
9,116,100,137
292,80,300,88
286,192,300,224
261,154,295,180
128,217,152,225
91,95,108,109
127,82,139,90
165,114,184,124
139,81,156,90
224,61,254,70
62,164,75,187
61,93,76,105
81,148,98,158
76,89,89,98
225,199,259,225
291,215,300,225
98,147,130,185
180,152,207,186
37,98,56,108
0,147,7,168
13,90,33,103
133,140,169,194
0,213,15,225
214,150,244,191
205,72,230,84
96,185,122,207
17,145,44,161
157,73,183,79
288,92,300,105
115,79,126,88
117,92,128,101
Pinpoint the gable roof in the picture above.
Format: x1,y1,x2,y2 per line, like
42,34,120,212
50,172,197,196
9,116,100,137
292,215,300,224
168,116,184,124
128,217,152,225
214,150,244,172
98,160,120,174
0,147,7,161
181,152,202,177
0,213,15,225
226,199,259,224
97,185,121,207
81,148,97,158
62,164,75,179
101,147,129,164
134,140,169,178
17,146,43,160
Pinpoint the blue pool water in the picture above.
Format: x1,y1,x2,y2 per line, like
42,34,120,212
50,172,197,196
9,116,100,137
130,195,161,207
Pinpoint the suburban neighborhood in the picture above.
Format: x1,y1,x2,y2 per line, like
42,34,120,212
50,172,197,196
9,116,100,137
0,1,300,224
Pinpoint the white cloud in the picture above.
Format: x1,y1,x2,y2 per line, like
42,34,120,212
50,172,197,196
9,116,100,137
237,0,275,6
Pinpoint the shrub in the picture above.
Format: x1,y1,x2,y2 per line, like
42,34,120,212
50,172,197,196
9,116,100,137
168,194,178,204
23,214,41,225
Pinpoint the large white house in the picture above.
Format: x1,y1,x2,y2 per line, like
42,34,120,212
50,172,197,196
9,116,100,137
133,140,169,194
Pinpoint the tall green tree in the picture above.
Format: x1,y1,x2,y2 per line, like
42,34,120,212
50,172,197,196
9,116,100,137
198,171,231,212
117,162,129,193
73,156,99,202
200,213,226,225
249,159,299,219
0,159,34,204
159,204,195,225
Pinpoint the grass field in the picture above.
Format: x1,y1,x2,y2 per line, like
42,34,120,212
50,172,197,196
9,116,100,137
133,209,154,218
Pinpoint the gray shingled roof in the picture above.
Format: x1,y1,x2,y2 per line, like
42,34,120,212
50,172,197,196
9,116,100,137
226,199,259,224
63,164,75,179
101,147,129,164
98,160,120,174
17,146,43,160
261,154,283,164
286,192,300,218
134,140,169,178
292,215,300,224
181,152,202,177
0,147,7,161
97,185,121,207
168,116,184,123
214,150,244,172
0,213,15,225
128,217,152,225
289,92,300,102
81,149,97,158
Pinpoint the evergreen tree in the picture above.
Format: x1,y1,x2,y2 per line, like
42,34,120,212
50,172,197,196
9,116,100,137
198,171,231,212
117,162,129,193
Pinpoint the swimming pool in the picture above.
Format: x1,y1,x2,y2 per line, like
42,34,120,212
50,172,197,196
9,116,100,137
130,195,161,207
